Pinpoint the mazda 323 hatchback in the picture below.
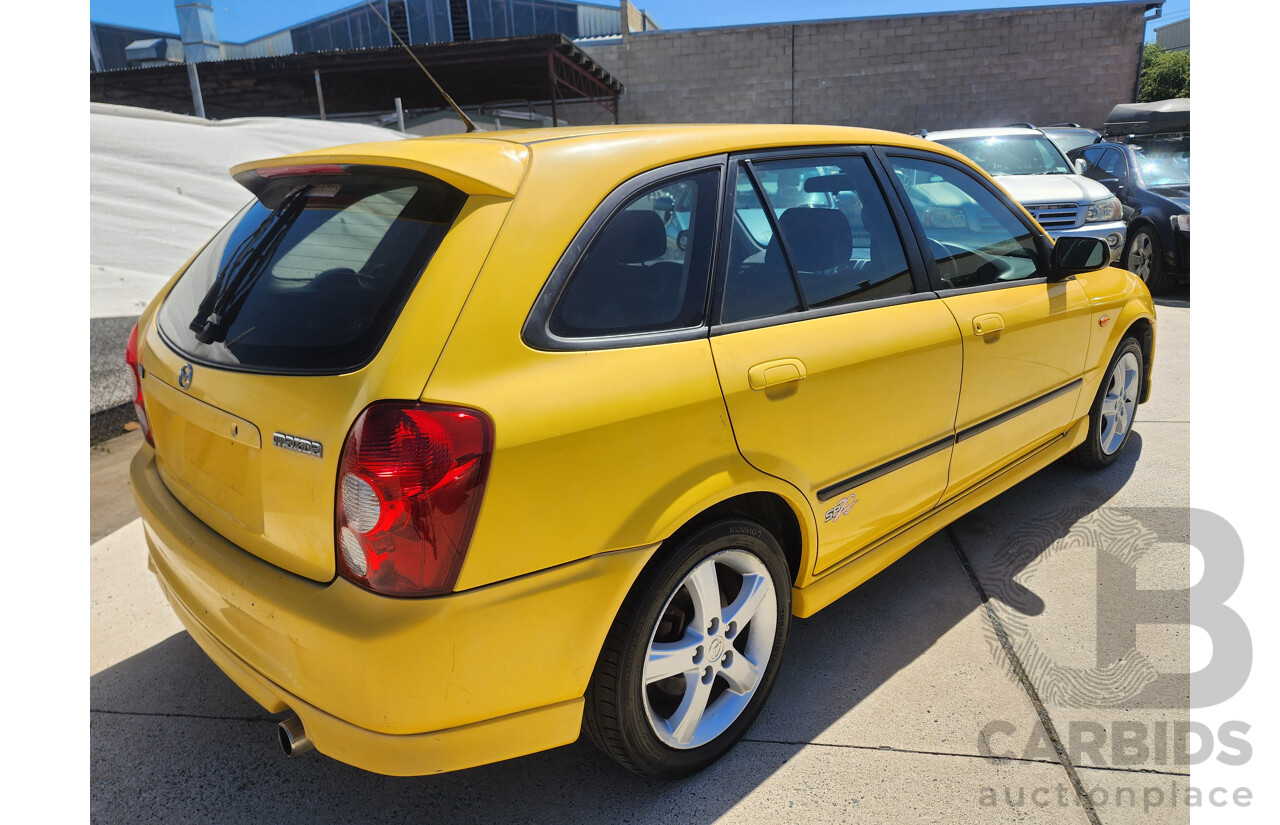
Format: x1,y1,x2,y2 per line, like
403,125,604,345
129,124,1155,779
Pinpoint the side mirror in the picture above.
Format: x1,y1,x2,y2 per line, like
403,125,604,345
1050,236,1110,279
1074,158,1087,175
676,229,690,252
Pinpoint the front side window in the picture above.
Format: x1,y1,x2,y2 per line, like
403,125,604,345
1076,147,1108,180
548,169,719,338
1098,148,1128,182
889,156,1042,289
721,156,912,324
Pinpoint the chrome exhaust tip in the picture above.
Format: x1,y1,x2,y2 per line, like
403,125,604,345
278,714,314,758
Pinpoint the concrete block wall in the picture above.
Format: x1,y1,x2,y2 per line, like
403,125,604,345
580,2,1148,131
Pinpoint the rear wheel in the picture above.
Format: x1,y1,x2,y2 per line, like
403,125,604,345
583,518,791,779
1125,227,1175,295
1070,337,1143,470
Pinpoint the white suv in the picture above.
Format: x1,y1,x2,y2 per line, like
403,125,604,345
925,127,1125,260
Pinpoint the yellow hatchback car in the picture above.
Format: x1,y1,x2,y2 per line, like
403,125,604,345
128,124,1154,779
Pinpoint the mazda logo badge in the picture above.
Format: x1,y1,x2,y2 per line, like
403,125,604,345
178,364,194,390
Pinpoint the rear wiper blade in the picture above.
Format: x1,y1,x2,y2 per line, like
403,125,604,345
189,187,309,344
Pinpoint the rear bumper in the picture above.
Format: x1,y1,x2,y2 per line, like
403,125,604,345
131,445,656,775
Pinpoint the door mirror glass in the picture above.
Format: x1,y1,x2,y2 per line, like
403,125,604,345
1051,236,1109,275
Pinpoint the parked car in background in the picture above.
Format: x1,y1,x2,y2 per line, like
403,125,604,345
1069,138,1189,294
923,127,1126,261
1037,123,1103,155
128,124,1155,782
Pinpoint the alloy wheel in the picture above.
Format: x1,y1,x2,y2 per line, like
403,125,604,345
1099,351,1140,455
1127,233,1153,281
642,549,778,749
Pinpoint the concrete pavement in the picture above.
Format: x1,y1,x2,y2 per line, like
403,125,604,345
90,293,1190,824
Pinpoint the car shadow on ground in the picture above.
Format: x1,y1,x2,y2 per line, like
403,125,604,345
91,437,1145,824
1153,283,1190,309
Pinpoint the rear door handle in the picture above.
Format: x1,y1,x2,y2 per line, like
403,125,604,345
748,358,807,390
973,313,1005,336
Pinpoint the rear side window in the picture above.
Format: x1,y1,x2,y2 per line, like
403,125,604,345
548,169,719,338
157,170,466,373
722,156,913,324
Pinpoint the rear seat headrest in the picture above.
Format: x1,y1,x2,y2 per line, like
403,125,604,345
767,207,852,272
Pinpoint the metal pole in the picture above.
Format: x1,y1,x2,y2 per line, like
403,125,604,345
314,69,327,120
548,51,558,127
186,62,206,119
395,97,406,132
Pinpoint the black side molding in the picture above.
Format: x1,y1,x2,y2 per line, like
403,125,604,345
817,437,953,502
956,379,1083,443
815,378,1084,502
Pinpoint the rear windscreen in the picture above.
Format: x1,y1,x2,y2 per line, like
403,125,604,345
157,170,466,373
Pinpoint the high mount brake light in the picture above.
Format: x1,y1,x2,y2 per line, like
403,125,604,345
336,402,493,597
255,164,348,179
125,323,154,447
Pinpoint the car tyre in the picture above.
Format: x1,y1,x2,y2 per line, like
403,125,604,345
583,517,791,779
1069,336,1143,470
1125,226,1175,295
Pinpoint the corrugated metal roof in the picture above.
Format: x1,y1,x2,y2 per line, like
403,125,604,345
90,34,623,120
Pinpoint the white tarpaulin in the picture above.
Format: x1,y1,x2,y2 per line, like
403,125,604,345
90,103,406,319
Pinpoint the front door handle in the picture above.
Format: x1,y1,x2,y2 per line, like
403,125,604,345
973,313,1005,336
748,358,807,390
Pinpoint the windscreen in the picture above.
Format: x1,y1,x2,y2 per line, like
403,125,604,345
935,135,1073,176
1131,138,1190,188
157,169,466,373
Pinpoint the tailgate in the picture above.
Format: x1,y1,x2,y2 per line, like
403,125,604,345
137,162,515,582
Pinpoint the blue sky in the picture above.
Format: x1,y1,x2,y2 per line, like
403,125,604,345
90,0,1190,43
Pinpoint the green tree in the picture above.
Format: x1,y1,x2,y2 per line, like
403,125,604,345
1139,43,1190,101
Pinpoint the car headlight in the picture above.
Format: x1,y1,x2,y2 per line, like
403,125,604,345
1172,213,1190,232
1084,197,1123,223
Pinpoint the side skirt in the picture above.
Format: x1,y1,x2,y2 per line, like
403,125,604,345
791,416,1089,618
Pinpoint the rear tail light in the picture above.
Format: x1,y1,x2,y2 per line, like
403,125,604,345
254,163,348,179
336,402,493,597
125,323,154,447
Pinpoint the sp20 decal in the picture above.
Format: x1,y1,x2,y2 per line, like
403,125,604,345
824,494,860,524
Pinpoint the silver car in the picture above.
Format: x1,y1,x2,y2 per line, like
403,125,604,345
924,127,1126,260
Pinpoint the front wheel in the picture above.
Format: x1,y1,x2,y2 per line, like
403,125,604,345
583,518,791,779
1125,227,1175,295
1070,337,1143,470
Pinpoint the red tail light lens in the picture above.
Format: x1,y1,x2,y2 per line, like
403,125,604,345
336,402,493,597
125,323,154,447
254,163,348,179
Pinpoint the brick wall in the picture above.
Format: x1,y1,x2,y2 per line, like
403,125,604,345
578,3,1147,131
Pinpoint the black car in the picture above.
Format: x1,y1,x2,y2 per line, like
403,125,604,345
1069,139,1189,294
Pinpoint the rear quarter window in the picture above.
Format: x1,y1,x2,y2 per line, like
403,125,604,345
157,170,466,374
547,168,720,339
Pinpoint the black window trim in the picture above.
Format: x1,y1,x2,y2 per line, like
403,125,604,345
710,145,936,336
872,146,1057,296
740,159,810,313
521,155,728,353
